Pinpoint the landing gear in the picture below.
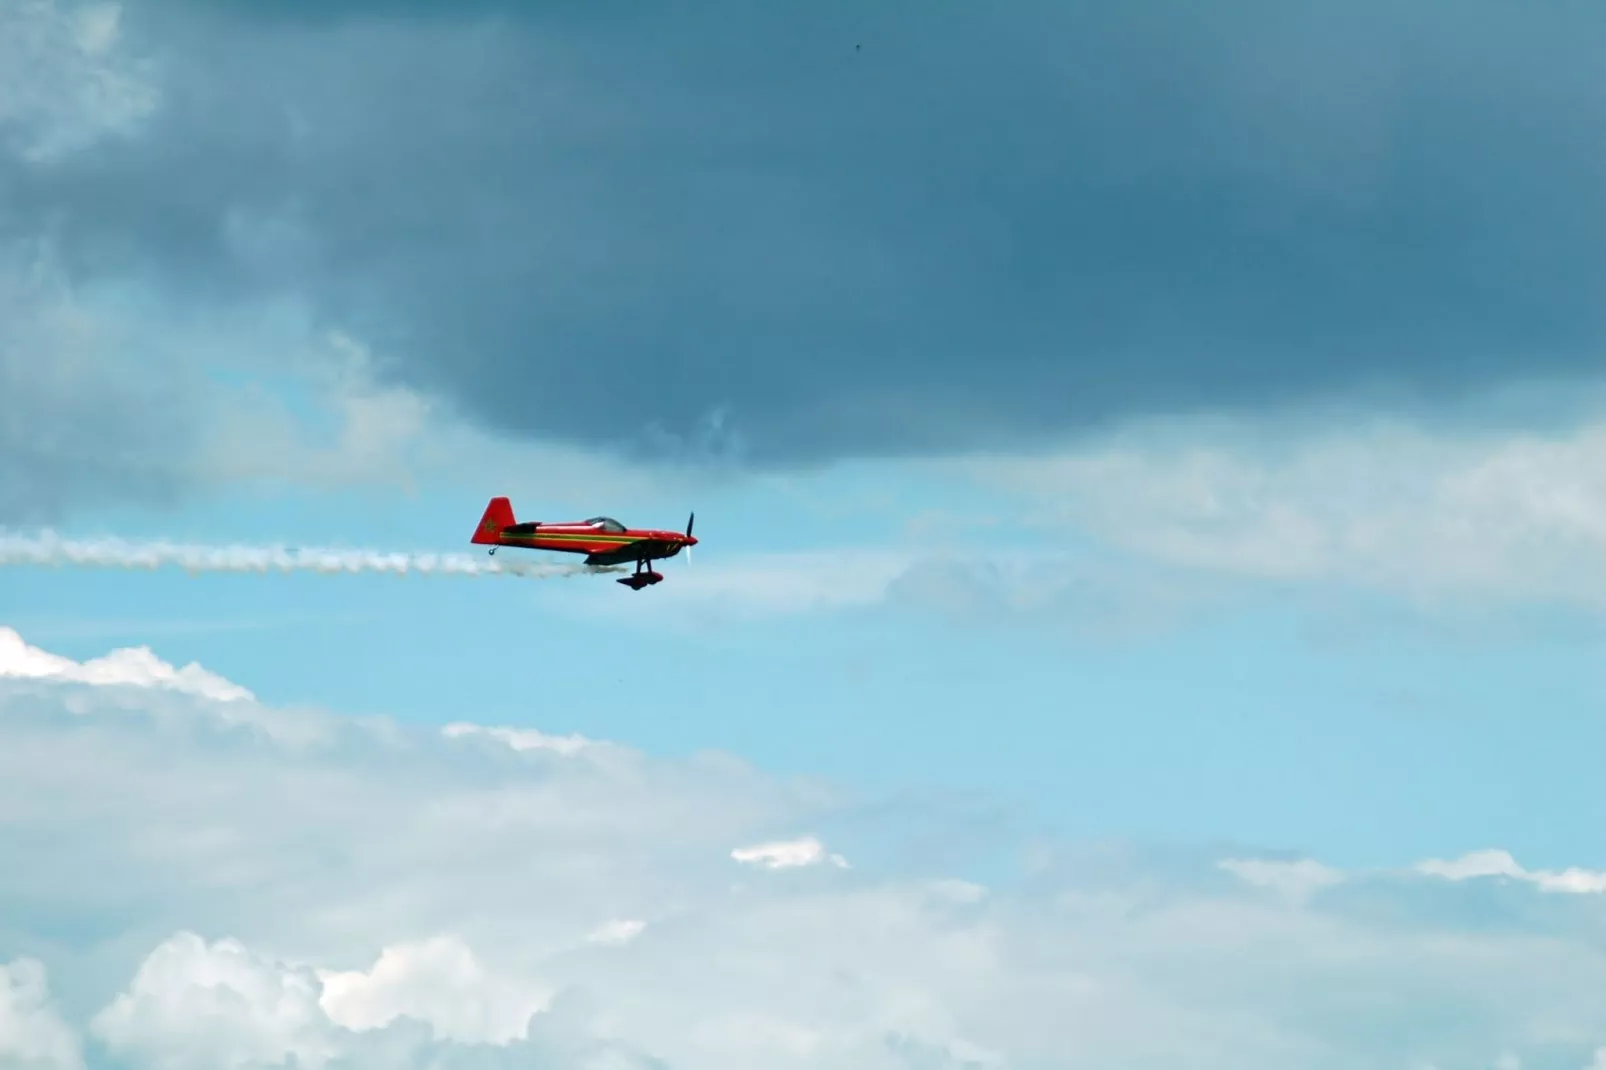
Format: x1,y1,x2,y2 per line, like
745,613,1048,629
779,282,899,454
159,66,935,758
617,557,663,590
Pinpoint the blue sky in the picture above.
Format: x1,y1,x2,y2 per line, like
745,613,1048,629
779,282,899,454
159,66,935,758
6,2,1606,1067
7,445,1606,879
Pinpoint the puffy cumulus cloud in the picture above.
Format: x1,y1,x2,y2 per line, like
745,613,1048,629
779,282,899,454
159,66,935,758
10,0,1606,472
11,625,1606,1066
89,933,338,1070
959,409,1606,614
0,625,252,702
0,957,83,1070
315,936,550,1045
87,933,560,1069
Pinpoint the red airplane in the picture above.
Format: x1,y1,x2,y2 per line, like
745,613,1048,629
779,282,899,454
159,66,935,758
470,497,697,589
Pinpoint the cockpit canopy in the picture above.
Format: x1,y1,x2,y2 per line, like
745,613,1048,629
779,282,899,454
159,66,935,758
584,516,627,533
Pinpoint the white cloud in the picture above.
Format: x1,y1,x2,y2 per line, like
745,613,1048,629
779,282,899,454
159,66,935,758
6,626,1606,1068
1417,849,1606,895
87,932,609,1070
731,837,850,871
315,936,549,1045
963,410,1606,609
1225,848,1606,901
585,920,647,947
1219,857,1344,901
441,721,596,757
0,625,252,702
89,933,338,1070
0,957,83,1070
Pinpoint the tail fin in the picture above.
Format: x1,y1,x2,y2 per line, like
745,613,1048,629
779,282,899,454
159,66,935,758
471,497,516,545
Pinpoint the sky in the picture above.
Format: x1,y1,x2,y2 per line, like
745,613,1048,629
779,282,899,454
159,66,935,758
4,0,1606,1067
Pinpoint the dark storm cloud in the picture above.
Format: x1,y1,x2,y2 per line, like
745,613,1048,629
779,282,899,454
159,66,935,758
15,0,1606,464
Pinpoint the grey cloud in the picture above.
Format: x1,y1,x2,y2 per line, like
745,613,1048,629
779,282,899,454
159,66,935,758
0,246,195,524
13,0,1606,468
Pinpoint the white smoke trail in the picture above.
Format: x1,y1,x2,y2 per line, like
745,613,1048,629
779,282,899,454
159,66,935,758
0,531,626,580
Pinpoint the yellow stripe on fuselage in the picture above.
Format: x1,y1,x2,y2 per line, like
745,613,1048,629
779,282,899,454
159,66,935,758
497,532,640,544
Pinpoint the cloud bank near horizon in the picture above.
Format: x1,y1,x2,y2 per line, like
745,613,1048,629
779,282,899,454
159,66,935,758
4,623,1606,1068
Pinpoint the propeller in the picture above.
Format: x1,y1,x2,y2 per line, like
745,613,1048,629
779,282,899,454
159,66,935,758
685,511,695,566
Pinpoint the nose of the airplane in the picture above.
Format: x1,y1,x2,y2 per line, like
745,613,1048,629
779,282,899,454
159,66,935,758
684,534,698,546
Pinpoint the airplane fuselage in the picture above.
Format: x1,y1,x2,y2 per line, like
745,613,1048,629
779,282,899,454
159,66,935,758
493,522,689,566
469,497,696,588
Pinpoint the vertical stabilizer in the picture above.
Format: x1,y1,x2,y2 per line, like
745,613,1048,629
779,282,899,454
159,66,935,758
471,497,516,545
